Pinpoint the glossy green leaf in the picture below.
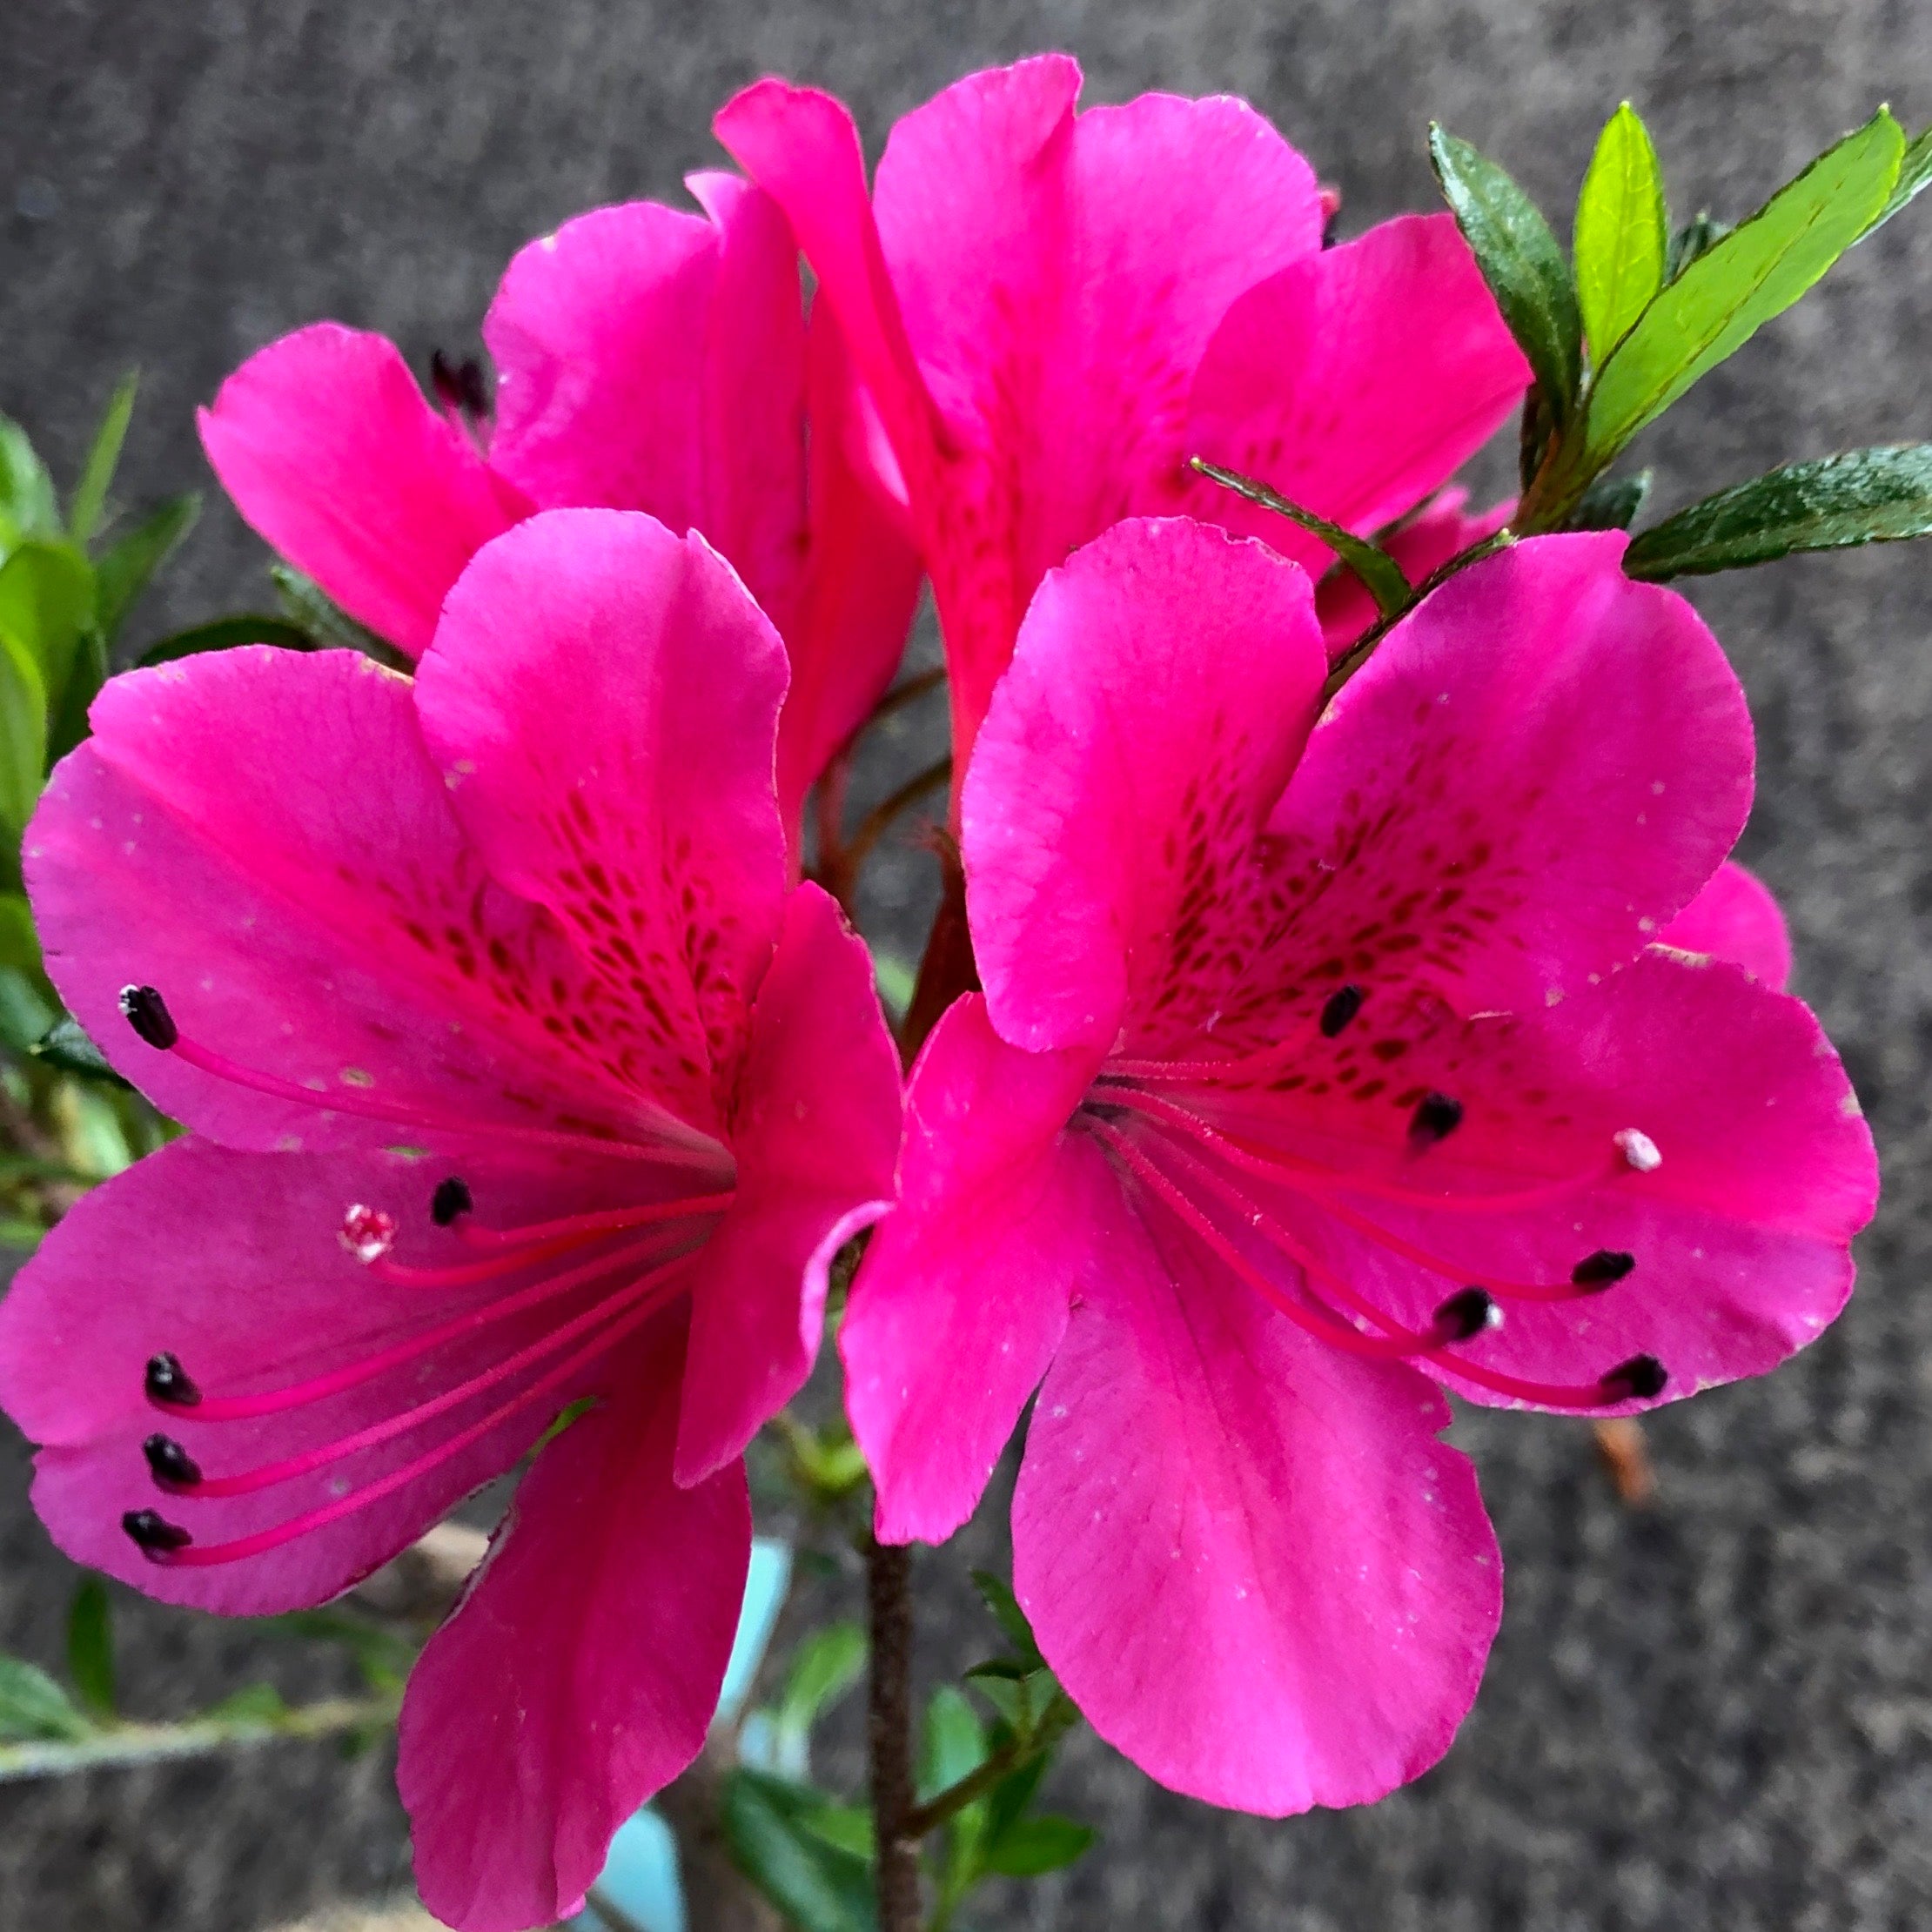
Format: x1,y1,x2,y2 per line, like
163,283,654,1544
0,420,59,543
1430,125,1583,419
983,1815,1096,1878
65,1576,116,1719
0,539,95,714
1570,469,1654,532
135,614,315,667
1864,125,1932,238
0,1656,91,1743
1587,111,1905,465
970,1570,1044,1668
95,493,199,643
1574,104,1668,363
778,1621,868,1742
0,631,49,839
46,625,109,767
721,1768,877,1932
31,1014,131,1089
69,372,138,547
1624,445,1932,580
272,563,409,667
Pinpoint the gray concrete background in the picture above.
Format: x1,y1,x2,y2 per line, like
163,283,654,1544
6,0,1932,1926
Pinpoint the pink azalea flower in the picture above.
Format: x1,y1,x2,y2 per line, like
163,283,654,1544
198,177,922,848
841,517,1876,1814
0,510,902,1930
714,54,1530,778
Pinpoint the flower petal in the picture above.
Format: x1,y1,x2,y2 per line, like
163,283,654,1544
1657,859,1791,989
0,1137,628,1614
1013,1178,1499,1812
483,184,810,633
674,883,903,1486
415,510,791,1131
400,1321,750,1932
963,516,1328,1056
842,996,1105,1543
28,648,663,1153
198,324,525,658
1188,215,1528,576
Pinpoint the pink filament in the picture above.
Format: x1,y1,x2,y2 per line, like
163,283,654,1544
454,1190,738,1252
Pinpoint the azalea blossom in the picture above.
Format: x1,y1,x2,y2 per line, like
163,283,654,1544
198,177,921,844
842,517,1876,1813
0,510,902,1930
715,54,1530,778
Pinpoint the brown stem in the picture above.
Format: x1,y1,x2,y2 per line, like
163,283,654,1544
899,847,977,1066
866,1536,921,1932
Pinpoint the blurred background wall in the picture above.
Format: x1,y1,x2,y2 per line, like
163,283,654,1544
6,0,1932,1926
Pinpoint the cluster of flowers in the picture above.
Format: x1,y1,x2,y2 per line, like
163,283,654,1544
0,55,1877,1931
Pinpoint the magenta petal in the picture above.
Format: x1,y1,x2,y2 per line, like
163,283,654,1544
964,516,1327,1055
1268,533,1754,1010
1189,214,1528,576
400,1326,750,1932
1013,1186,1499,1812
1658,859,1792,989
674,883,902,1486
198,324,524,658
416,511,791,1130
842,996,1106,1543
0,1138,598,1614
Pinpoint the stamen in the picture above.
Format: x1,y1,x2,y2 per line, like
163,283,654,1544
453,1190,737,1253
118,984,178,1050
431,1177,473,1226
1319,984,1367,1037
1601,1353,1668,1400
1571,1249,1636,1289
1409,1091,1464,1147
145,1352,201,1408
146,1226,680,1422
1615,1128,1662,1172
1433,1287,1501,1340
143,1434,203,1490
122,1508,192,1560
143,1268,674,1568
1445,1352,1672,1410
339,1204,398,1265
171,1252,696,1499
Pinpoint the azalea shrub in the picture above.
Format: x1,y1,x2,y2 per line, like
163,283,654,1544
0,53,1929,1932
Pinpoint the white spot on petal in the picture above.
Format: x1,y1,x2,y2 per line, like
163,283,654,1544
1614,1127,1662,1172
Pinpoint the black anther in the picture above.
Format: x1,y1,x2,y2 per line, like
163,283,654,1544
1409,1091,1464,1147
431,1177,473,1227
1600,1354,1668,1402
1571,1249,1636,1290
142,1434,202,1491
122,1508,192,1560
430,349,488,417
117,984,178,1050
144,1352,201,1407
1433,1287,1498,1341
1318,984,1366,1038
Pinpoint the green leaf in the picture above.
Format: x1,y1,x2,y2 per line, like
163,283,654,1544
1570,469,1654,532
1429,125,1583,420
271,564,409,667
0,1655,91,1742
1665,210,1731,283
65,1576,116,1719
799,1803,876,1862
205,1682,289,1723
1587,111,1905,466
1573,104,1668,364
69,373,138,547
920,1685,988,1804
0,629,49,839
778,1621,868,1741
0,539,96,715
0,419,60,543
46,625,108,766
0,892,41,976
721,1768,877,1932
963,1663,1057,1734
95,493,199,644
983,1815,1095,1878
272,1607,419,1694
1864,124,1932,238
31,1014,132,1089
0,972,57,1058
983,1753,1050,1849
970,1570,1044,1668
1189,460,1412,618
1624,444,1932,580
134,614,315,667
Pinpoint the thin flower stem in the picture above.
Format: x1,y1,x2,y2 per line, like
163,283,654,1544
901,1692,1081,1841
841,756,953,882
900,842,977,1066
867,1535,922,1932
0,1689,400,1782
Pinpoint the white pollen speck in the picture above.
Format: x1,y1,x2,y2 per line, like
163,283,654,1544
1637,916,1656,933
1545,987,1564,1008
340,1067,375,1088
1587,970,1600,985
1651,780,1667,795
1052,1405,1068,1419
1614,1127,1662,1172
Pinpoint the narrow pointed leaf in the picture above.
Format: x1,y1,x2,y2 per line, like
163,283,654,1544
1587,111,1905,465
65,1577,116,1719
134,614,316,667
95,493,199,643
0,420,59,543
1429,125,1583,419
1863,125,1932,238
1625,445,1932,580
1571,469,1654,532
69,372,138,547
0,1656,91,1743
1574,104,1668,363
0,632,49,838
777,1621,868,1741
1190,459,1412,617
969,1570,1044,1667
32,1015,132,1090
0,540,94,714
721,1768,877,1932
